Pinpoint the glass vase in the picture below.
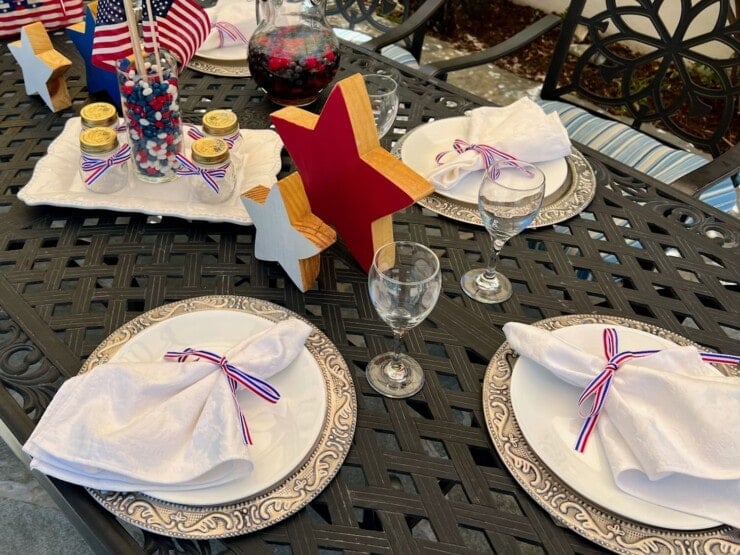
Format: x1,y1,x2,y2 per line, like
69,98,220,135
116,50,183,183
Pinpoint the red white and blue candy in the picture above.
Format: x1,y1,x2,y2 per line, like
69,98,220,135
118,58,182,179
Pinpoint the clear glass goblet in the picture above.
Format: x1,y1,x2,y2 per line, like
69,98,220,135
367,241,441,398
461,161,545,304
362,73,400,139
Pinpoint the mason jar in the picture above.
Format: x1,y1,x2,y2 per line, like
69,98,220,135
79,127,130,194
185,137,236,204
202,109,242,152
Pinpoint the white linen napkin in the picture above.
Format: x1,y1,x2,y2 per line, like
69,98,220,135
427,98,571,190
23,318,312,492
198,2,257,56
503,322,740,527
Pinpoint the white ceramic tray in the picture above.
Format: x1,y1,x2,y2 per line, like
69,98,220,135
19,118,283,225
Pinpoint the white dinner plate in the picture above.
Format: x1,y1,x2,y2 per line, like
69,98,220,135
82,296,356,539
510,323,719,530
104,308,327,505
400,116,570,204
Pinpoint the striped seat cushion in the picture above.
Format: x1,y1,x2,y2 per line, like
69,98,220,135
537,99,737,215
333,28,419,68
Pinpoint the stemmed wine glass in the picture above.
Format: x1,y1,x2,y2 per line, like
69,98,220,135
367,241,441,398
461,160,545,303
362,73,400,139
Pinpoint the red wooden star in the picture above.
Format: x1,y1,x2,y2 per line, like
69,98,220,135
270,73,432,272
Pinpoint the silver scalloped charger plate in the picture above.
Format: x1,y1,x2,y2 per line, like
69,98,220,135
482,314,739,554
80,295,357,539
416,149,596,228
188,56,249,77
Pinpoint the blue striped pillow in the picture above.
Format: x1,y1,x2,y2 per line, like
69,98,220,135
537,99,737,214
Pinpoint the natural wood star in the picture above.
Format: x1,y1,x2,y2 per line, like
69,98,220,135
242,174,337,292
8,22,73,112
270,73,432,272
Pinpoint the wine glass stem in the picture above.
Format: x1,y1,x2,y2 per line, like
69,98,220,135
483,239,504,281
386,331,407,382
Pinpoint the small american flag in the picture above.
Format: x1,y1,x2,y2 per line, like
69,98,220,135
142,0,210,67
91,0,132,68
91,0,210,70
0,0,84,39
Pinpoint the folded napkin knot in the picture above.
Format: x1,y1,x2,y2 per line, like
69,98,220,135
175,155,229,193
81,144,131,186
164,347,281,445
434,139,533,180
575,328,740,453
435,138,512,170
187,125,241,148
213,21,250,48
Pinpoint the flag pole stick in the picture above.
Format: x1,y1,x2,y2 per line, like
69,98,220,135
144,0,164,81
122,0,147,86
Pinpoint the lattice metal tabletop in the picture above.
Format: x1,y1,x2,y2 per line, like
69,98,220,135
0,33,738,554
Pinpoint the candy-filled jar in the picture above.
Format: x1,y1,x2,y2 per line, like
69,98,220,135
248,0,340,106
116,50,183,183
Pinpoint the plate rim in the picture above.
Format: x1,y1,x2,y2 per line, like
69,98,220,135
416,148,596,228
81,295,357,539
188,56,249,77
482,314,739,554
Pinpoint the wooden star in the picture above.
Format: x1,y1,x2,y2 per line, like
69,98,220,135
8,22,73,112
66,2,121,108
242,174,337,292
270,73,433,272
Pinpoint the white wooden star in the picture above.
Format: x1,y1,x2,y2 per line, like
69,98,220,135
8,22,73,112
242,174,337,292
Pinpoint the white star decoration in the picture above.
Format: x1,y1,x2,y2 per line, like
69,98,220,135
8,22,72,112
242,174,336,292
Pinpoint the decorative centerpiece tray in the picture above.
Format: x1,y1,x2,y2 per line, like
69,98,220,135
19,118,283,225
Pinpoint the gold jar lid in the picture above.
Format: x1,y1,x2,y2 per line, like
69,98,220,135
191,137,230,165
202,109,239,136
80,102,118,128
80,127,119,154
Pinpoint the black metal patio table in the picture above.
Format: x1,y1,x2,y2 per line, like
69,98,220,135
0,33,738,554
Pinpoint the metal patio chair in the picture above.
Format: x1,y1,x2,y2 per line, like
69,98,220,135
420,0,739,215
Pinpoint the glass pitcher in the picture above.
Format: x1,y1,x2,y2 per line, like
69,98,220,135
248,0,340,106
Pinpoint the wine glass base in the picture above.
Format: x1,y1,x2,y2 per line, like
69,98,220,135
366,352,425,399
460,268,513,303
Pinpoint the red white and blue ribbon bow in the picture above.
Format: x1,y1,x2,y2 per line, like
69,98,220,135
80,144,131,186
175,154,229,193
434,138,531,178
214,21,250,48
186,126,241,148
574,327,740,453
163,348,281,445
